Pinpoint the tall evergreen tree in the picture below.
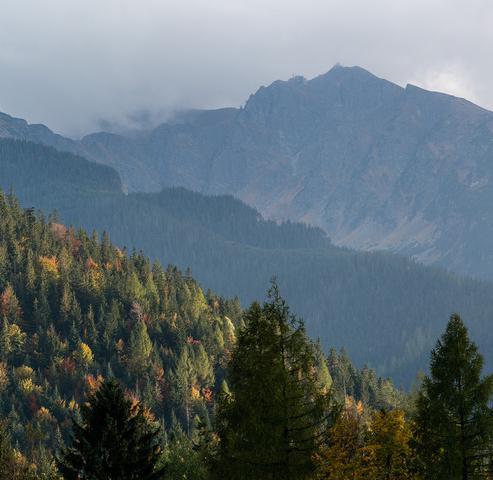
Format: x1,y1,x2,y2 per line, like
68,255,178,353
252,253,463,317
414,314,493,479
128,304,153,377
213,283,331,480
57,379,164,480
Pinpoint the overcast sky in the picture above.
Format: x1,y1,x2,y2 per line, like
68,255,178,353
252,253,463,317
0,0,491,137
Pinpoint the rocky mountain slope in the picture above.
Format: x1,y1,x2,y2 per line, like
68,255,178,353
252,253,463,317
2,66,493,279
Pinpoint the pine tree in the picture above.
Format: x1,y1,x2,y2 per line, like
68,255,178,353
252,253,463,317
57,379,164,480
314,341,332,393
83,305,97,345
171,346,196,435
414,314,493,479
213,283,331,480
128,304,153,377
102,299,120,358
328,348,353,403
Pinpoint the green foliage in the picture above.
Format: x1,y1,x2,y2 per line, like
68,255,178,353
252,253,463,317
128,304,153,376
162,422,209,480
414,314,493,479
327,348,408,411
0,191,240,472
213,283,332,480
57,379,163,480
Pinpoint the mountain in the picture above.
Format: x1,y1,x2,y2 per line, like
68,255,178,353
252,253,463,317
3,138,493,385
5,66,493,279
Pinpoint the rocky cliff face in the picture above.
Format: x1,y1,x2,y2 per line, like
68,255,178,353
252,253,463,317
3,65,493,278
205,66,493,279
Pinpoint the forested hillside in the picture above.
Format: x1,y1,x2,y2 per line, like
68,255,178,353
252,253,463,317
4,138,493,384
0,138,122,198
0,192,403,476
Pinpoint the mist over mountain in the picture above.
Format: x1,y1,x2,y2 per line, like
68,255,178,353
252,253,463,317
2,65,493,281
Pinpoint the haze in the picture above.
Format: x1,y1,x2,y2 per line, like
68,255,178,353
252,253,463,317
0,0,491,137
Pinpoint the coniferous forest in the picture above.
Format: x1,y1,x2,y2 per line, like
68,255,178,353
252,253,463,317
1,190,493,479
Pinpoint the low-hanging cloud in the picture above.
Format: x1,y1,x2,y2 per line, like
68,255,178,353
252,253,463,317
0,0,492,137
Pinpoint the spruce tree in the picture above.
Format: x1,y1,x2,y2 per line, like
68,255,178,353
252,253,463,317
57,379,164,480
414,314,493,479
213,283,331,480
128,311,153,377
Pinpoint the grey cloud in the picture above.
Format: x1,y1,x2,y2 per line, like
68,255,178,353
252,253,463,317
0,0,492,137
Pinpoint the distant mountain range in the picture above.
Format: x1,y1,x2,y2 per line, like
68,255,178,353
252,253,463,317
3,137,493,386
2,65,493,280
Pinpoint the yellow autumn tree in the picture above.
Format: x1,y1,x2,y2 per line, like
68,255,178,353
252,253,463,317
0,362,8,393
0,320,26,360
38,255,59,279
315,397,369,480
365,409,417,480
74,342,94,370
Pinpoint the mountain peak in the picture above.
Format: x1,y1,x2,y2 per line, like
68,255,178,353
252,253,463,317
244,64,396,113
308,64,402,94
316,63,378,79
327,63,371,74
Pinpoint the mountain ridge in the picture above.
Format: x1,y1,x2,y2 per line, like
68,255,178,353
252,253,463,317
2,66,493,280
